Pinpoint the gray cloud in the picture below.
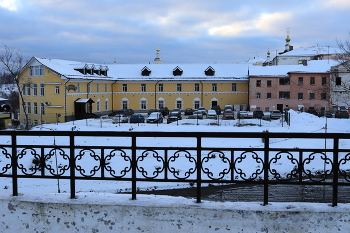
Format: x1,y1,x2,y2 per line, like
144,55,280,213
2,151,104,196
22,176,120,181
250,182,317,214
0,0,349,64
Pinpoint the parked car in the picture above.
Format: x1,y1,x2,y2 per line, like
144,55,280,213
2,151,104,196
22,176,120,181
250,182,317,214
124,109,134,116
224,105,233,111
193,111,204,119
147,112,163,123
147,109,158,115
253,110,264,119
211,106,221,115
187,115,198,119
238,111,249,119
184,108,194,115
335,110,349,119
307,108,318,116
108,110,126,117
167,111,182,124
207,110,217,119
270,110,282,120
129,114,145,123
318,111,333,118
223,110,235,120
85,113,100,119
206,116,217,120
159,107,169,116
197,107,207,116
112,114,129,123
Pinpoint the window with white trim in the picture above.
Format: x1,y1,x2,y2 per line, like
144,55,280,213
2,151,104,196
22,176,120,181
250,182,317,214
105,101,108,111
30,65,44,76
105,84,108,92
96,84,100,92
122,101,128,109
232,83,237,91
33,84,37,96
141,101,147,110
55,86,59,94
40,103,45,115
194,84,199,92
141,84,146,92
40,84,44,96
26,84,31,96
212,83,217,92
158,84,163,92
177,84,182,92
122,84,127,92
33,102,37,115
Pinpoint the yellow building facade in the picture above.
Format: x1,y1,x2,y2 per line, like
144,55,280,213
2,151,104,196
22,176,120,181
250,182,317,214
18,57,249,125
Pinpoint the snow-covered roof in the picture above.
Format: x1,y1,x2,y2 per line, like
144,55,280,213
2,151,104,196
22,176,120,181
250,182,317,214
279,46,341,57
31,57,250,81
249,60,338,76
23,56,339,81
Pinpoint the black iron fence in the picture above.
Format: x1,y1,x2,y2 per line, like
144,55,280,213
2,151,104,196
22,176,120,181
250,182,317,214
1,131,350,206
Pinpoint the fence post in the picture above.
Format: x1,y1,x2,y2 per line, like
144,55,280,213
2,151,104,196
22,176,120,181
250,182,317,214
132,135,137,200
69,134,76,199
196,136,202,203
263,134,269,206
11,134,18,196
332,137,339,207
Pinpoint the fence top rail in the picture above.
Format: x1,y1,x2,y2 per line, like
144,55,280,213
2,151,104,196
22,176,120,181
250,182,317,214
1,130,350,139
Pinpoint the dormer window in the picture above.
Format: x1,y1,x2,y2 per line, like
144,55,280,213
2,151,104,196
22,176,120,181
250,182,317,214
173,66,183,76
141,66,151,76
74,64,108,76
205,66,215,76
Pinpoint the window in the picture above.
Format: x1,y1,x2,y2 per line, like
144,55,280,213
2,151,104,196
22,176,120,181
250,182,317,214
158,101,164,109
105,101,108,111
205,66,215,76
194,84,199,92
96,84,100,92
22,84,26,96
55,86,59,94
176,101,182,109
40,84,44,96
298,93,303,100
30,65,44,76
256,80,261,87
265,107,270,111
27,102,31,114
321,93,327,100
26,84,31,96
122,101,128,109
40,103,45,115
33,102,38,115
256,93,261,99
33,84,37,96
194,101,200,110
141,84,146,92
309,93,315,100
77,83,80,93
279,92,290,99
298,77,303,85
212,83,217,92
232,83,237,91
87,83,91,93
267,93,271,99
158,84,163,92
310,77,315,85
336,77,342,85
141,100,147,110
267,80,271,87
177,84,182,92
122,84,127,92
279,78,290,85
96,101,100,112
322,77,327,85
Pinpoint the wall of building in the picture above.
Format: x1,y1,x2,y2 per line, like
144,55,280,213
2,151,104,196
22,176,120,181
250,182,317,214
1,192,350,233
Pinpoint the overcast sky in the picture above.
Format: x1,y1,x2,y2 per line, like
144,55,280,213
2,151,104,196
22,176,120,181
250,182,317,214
1,0,350,65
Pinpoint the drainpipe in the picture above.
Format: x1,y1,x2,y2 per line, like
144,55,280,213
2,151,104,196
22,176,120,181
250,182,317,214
112,81,117,111
155,81,160,109
63,77,71,120
200,81,203,107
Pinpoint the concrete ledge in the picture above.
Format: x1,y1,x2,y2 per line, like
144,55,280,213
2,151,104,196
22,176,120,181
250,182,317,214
1,191,350,233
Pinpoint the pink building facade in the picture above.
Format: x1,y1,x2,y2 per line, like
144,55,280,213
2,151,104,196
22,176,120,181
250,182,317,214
249,72,331,112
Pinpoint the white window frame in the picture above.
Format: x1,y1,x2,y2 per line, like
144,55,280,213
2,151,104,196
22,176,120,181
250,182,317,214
33,84,37,96
122,101,128,109
40,84,44,96
40,103,45,115
122,84,128,92
96,84,100,93
26,84,31,96
33,102,38,115
141,100,147,110
158,84,163,92
177,84,182,92
55,86,60,94
141,84,146,92
212,83,217,92
30,65,44,76
232,83,237,91
105,84,108,92
194,84,199,92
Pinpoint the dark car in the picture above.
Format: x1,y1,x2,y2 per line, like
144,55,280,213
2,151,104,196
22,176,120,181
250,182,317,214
85,113,100,119
159,107,169,116
124,109,134,116
167,111,182,124
147,112,163,123
147,109,158,115
335,110,349,119
211,106,221,115
253,110,264,119
184,108,194,115
108,110,126,117
222,110,235,120
318,111,333,118
130,114,145,123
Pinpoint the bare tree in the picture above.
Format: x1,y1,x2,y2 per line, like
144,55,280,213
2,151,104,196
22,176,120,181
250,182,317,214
0,45,29,129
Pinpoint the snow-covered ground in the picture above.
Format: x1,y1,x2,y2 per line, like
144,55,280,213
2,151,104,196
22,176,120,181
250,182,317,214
1,110,350,196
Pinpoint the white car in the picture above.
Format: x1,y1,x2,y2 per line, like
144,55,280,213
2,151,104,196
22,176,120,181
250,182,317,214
193,111,204,119
207,110,217,119
270,110,282,119
197,107,207,115
112,114,129,123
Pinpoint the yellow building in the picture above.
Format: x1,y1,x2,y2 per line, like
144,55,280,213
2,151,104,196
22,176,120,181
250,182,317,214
18,57,249,125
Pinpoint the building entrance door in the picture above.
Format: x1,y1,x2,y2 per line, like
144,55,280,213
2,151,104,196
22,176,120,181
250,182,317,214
277,104,283,112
